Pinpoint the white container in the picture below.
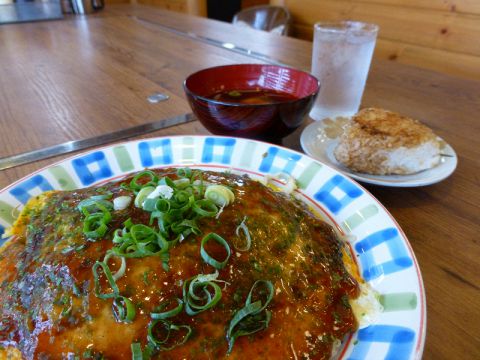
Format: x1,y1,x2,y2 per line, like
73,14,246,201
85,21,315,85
310,21,378,121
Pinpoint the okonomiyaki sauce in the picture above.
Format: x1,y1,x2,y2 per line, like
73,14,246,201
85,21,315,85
0,169,360,360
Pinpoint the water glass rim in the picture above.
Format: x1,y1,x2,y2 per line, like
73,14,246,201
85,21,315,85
314,21,379,35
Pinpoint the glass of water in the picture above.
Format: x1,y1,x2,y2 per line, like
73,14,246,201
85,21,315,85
309,21,379,121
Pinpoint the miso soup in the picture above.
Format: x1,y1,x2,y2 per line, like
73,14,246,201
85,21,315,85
209,89,297,104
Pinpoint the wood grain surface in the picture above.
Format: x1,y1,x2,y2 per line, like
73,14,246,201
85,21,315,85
278,0,480,80
0,4,479,359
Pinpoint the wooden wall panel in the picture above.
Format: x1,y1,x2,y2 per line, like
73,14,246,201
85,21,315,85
136,0,186,13
286,0,480,56
375,38,480,79
242,0,270,9
355,0,480,14
280,0,480,80
135,0,206,16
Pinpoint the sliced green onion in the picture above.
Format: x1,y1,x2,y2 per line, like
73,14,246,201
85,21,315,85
134,186,155,208
83,212,109,239
173,178,191,189
124,218,134,229
112,228,126,244
133,224,169,248
226,280,274,353
129,171,159,192
245,280,274,309
92,261,119,299
142,198,158,212
200,233,231,269
147,319,192,351
160,252,170,272
114,236,168,258
151,298,184,319
154,198,171,212
90,205,111,223
158,176,176,188
143,197,171,213
113,196,132,211
234,216,251,251
112,240,162,258
77,197,113,214
103,251,127,281
192,199,218,217
176,168,192,179
183,272,223,315
131,223,158,241
110,171,242,265
227,302,272,354
149,211,174,235
147,184,174,201
170,193,194,213
171,190,190,205
79,198,112,239
171,219,200,237
113,295,136,323
131,343,143,360
190,172,205,196
110,222,170,271
205,184,235,207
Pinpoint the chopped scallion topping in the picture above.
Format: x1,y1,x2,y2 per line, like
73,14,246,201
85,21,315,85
113,196,132,211
78,198,112,240
226,280,274,353
134,186,155,208
176,167,192,179
204,184,235,207
113,295,136,323
192,199,218,217
147,319,192,351
147,184,174,201
234,216,251,251
131,343,143,360
92,260,119,299
103,251,127,281
183,272,223,315
77,198,113,214
200,233,231,269
129,171,159,193
151,298,184,320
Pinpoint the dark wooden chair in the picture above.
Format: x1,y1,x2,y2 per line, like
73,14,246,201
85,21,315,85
232,5,291,36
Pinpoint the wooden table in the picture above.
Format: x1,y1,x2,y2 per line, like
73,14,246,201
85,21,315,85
0,4,479,359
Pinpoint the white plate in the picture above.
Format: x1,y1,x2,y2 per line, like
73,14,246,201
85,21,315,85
0,136,425,359
300,119,457,187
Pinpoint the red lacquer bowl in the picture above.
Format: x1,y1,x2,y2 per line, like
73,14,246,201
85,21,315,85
184,64,319,142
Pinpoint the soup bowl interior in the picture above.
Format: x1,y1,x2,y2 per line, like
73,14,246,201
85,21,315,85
184,64,319,141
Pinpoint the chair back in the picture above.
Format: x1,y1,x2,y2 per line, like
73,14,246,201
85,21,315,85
232,5,291,36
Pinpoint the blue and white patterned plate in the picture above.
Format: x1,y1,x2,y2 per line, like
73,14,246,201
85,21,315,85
0,136,425,360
